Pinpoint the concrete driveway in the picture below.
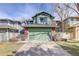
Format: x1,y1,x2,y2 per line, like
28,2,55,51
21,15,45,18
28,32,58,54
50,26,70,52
15,41,71,56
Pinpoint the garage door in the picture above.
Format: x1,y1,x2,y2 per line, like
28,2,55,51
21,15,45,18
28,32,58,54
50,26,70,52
28,27,51,42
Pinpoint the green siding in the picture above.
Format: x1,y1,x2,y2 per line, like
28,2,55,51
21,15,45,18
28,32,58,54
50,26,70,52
28,27,51,32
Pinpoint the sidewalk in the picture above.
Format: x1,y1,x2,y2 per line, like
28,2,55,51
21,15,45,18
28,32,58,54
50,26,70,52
15,41,71,56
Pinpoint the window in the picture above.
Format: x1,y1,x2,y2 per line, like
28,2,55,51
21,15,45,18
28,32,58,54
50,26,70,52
40,17,48,24
40,17,47,22
30,21,33,24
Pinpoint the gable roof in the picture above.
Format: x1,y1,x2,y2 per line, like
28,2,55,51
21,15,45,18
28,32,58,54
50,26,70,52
32,11,55,19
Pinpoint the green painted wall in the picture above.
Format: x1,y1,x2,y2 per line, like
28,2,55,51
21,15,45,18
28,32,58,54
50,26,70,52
28,27,51,32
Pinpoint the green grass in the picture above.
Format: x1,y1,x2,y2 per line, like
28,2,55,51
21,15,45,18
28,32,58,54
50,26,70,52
0,42,24,56
57,40,79,56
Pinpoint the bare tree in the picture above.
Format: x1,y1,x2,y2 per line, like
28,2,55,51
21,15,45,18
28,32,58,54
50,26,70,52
64,3,79,15
55,3,79,32
55,4,69,32
75,3,79,11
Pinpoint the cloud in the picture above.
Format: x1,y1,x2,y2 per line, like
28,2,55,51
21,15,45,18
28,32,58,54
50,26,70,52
0,3,56,20
17,3,56,20
14,4,41,20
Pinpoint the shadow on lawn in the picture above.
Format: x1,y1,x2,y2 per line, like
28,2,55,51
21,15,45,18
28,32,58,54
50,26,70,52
59,44,79,56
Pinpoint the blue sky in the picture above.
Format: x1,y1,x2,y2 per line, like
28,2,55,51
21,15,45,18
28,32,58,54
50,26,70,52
0,3,56,20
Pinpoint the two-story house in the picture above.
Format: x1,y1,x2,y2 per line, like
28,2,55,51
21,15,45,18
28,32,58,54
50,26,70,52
22,12,57,42
0,19,22,42
63,16,79,40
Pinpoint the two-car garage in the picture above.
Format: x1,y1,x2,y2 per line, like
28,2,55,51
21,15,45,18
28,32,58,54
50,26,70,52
24,24,56,42
28,27,51,42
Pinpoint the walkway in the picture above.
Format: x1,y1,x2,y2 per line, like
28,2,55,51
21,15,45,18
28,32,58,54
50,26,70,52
15,41,71,56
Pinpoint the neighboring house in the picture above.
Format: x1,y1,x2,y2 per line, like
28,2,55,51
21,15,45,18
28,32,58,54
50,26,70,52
13,20,22,32
22,19,33,25
0,19,22,42
22,12,57,41
63,16,79,40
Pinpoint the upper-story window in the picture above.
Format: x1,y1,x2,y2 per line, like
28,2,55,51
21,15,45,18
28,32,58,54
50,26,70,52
30,21,33,24
40,17,48,24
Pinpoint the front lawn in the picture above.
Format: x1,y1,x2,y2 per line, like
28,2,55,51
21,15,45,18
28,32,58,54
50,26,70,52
57,40,79,56
0,42,24,56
